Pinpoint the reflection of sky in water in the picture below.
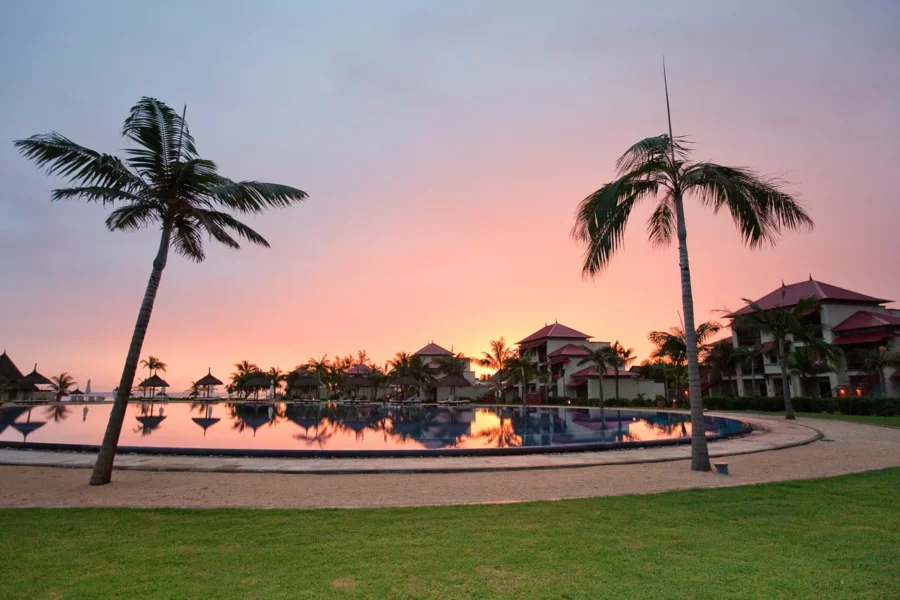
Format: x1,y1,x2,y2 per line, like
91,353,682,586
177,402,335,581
0,403,746,453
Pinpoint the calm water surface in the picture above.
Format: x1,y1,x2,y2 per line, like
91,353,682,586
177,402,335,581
0,402,749,455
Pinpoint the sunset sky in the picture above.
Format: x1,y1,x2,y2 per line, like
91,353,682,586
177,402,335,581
1,1,898,391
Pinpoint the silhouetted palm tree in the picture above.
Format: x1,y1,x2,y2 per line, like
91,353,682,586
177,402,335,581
787,344,843,398
48,372,77,401
572,127,812,470
578,347,615,408
16,97,307,485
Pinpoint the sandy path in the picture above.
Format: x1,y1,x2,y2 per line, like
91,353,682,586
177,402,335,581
0,416,896,509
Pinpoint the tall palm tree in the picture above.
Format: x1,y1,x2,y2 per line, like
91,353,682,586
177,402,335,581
858,346,900,396
702,342,741,396
356,350,370,367
139,356,167,376
609,341,635,400
572,127,812,470
16,97,307,485
734,295,822,418
368,363,390,402
578,347,615,407
48,373,77,401
787,344,842,398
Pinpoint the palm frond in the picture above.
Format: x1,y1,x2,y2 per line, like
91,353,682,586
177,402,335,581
210,179,308,213
572,176,658,277
646,193,675,247
51,186,142,205
122,97,196,177
14,133,145,190
682,162,813,248
170,217,205,262
615,134,690,175
191,208,270,249
105,202,160,232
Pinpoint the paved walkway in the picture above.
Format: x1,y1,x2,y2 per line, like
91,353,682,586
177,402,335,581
0,415,897,509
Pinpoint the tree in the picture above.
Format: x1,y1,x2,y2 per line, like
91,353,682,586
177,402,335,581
702,342,741,396
505,353,539,405
787,343,843,398
266,367,286,397
368,363,390,401
16,97,307,485
572,127,812,470
435,351,470,399
734,295,822,418
858,346,900,396
139,356,167,376
735,343,765,397
230,361,259,399
48,372,77,401
577,347,615,407
650,321,721,399
609,341,635,400
388,352,429,399
476,338,515,397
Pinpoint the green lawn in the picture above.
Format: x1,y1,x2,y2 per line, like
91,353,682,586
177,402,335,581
720,410,900,427
1,469,898,600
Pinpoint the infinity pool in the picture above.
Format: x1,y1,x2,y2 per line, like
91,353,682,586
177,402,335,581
0,402,750,457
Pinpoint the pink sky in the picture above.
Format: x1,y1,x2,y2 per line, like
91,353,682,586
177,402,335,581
1,1,898,390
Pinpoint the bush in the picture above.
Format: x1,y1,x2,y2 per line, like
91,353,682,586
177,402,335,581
700,395,898,416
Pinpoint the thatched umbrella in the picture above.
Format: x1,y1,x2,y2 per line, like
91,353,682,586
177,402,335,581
138,374,169,399
195,368,223,398
241,373,272,400
436,373,470,400
18,365,52,402
287,369,322,399
191,417,221,436
135,415,166,436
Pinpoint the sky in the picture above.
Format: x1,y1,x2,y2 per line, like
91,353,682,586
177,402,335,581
1,0,898,391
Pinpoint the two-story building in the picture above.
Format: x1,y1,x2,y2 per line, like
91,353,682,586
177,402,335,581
726,278,899,397
516,322,662,401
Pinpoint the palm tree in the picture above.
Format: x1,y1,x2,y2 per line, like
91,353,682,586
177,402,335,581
368,363,390,401
476,338,515,398
434,351,470,399
577,347,615,407
787,344,843,398
702,342,741,396
572,125,812,470
609,341,635,400
735,343,765,397
230,361,259,399
649,321,722,368
356,350,370,367
734,295,822,418
387,352,429,399
858,346,900,396
266,367,286,398
505,354,539,405
48,372,77,401
16,97,307,485
140,356,167,377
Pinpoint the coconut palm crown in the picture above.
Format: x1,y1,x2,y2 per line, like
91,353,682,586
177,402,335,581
15,97,307,485
572,132,812,471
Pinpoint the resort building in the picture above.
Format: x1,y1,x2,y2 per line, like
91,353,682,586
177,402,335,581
726,278,900,397
516,322,663,401
412,342,480,401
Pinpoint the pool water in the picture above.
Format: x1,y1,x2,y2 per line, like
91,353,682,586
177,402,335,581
0,402,750,457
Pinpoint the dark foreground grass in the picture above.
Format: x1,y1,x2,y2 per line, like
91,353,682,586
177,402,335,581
1,469,898,600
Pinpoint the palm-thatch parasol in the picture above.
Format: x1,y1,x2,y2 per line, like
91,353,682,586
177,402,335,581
195,368,223,398
138,374,169,399
135,415,166,436
18,365,52,402
191,417,221,436
436,374,470,388
70,388,85,396
392,374,420,386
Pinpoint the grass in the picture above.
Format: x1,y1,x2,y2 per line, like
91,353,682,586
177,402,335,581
717,410,900,427
1,470,898,599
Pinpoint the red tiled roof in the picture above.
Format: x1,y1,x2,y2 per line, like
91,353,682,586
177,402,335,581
832,310,900,332
832,332,894,346
547,344,592,358
569,366,638,378
346,364,372,375
413,342,452,356
728,279,890,318
518,322,590,345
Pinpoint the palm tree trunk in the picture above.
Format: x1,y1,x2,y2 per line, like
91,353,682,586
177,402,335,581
779,337,795,419
598,370,605,407
878,368,887,397
90,224,171,486
614,370,620,401
749,356,756,397
673,196,711,471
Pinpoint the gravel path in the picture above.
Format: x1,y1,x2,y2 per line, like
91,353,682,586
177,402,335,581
1,416,896,509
